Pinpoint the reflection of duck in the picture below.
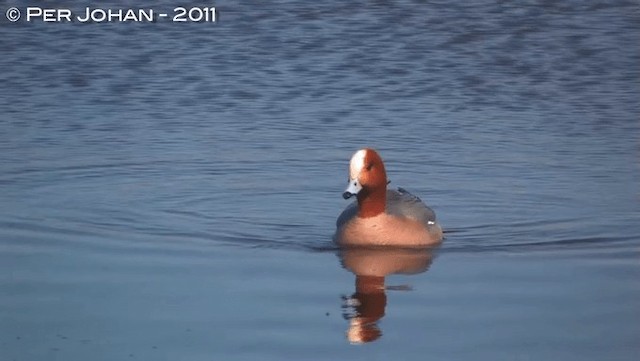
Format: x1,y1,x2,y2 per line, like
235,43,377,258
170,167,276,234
338,247,435,344
343,275,386,344
334,148,443,247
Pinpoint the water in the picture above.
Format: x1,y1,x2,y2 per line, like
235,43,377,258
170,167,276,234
1,0,639,359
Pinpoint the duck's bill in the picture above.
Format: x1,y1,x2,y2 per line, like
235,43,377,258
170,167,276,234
342,192,354,199
343,179,362,199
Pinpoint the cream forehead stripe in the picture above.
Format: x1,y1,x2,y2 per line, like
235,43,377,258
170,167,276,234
349,149,367,179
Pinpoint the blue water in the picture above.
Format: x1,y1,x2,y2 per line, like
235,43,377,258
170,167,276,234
1,0,639,360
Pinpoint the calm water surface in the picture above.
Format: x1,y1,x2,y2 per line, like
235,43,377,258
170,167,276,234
1,0,639,360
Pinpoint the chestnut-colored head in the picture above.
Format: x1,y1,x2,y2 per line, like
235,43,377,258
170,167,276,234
343,148,388,217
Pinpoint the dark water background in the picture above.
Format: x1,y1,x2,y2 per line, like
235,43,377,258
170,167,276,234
1,0,639,360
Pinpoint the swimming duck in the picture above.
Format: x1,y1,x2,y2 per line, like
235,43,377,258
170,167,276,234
334,148,443,247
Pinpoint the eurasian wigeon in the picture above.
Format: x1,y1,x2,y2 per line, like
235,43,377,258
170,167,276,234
334,148,443,247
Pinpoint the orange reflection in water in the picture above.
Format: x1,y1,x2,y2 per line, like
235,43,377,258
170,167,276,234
338,247,436,344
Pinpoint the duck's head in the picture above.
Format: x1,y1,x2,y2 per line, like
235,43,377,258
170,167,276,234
343,148,388,200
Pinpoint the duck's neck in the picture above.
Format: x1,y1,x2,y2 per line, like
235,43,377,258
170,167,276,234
357,186,386,218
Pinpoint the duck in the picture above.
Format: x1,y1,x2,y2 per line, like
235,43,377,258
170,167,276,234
334,148,443,247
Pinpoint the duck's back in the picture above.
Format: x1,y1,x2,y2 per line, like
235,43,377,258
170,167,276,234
386,187,436,225
336,188,436,228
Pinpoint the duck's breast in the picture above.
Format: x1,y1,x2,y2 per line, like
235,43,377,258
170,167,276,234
335,213,441,247
336,201,358,228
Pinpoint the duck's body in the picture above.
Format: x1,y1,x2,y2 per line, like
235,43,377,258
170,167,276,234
336,188,442,247
334,149,443,247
